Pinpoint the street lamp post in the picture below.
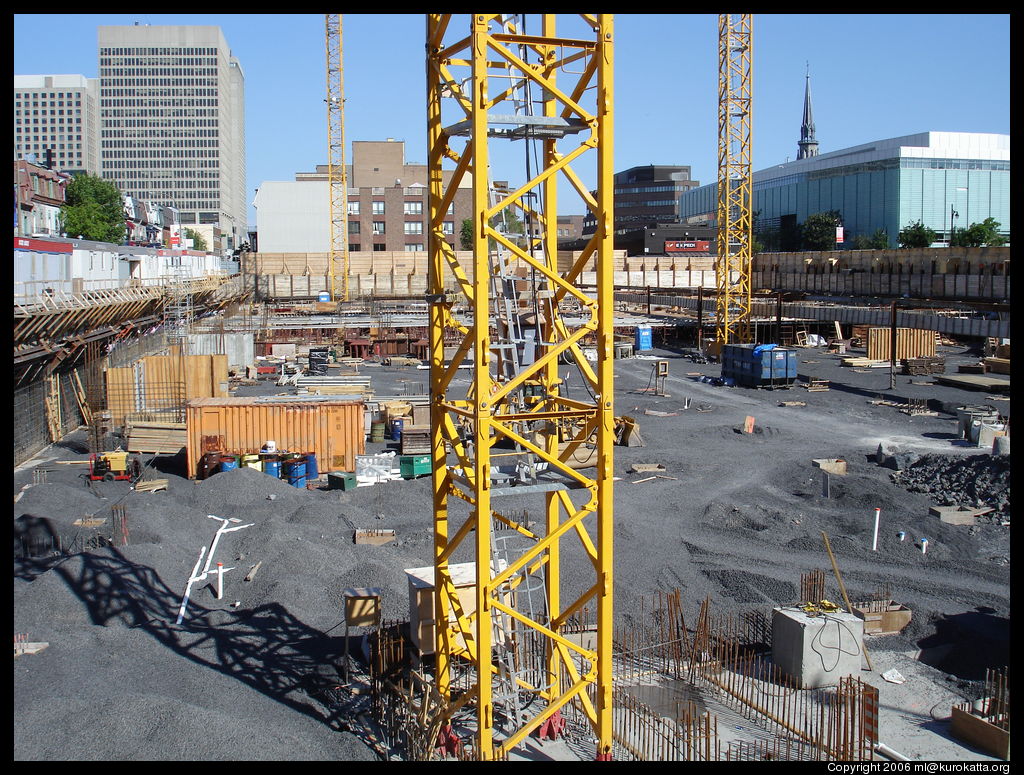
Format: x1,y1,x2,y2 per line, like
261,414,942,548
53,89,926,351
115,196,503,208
949,186,968,247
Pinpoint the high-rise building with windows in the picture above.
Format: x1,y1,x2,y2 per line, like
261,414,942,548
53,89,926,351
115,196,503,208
97,24,246,254
13,74,101,177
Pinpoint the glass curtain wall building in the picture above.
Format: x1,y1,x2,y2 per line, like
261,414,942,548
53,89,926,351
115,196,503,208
678,132,1009,249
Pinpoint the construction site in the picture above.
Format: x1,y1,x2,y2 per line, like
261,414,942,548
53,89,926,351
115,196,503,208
13,14,1010,764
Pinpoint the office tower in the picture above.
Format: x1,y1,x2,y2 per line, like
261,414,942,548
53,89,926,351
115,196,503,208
98,24,246,254
14,74,101,176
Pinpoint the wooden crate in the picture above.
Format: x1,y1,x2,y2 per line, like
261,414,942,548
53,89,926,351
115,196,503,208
866,328,937,361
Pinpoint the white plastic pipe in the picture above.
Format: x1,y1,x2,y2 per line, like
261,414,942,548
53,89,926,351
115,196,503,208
176,546,207,625
872,508,881,551
216,562,224,599
874,742,910,762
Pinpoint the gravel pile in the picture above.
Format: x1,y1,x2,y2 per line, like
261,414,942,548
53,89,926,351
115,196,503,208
890,453,1011,523
13,353,1012,761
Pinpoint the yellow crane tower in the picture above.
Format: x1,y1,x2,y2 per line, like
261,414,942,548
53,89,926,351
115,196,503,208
426,13,615,760
325,14,349,302
715,13,753,345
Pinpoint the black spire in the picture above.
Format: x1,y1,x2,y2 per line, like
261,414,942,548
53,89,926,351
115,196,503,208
797,64,819,160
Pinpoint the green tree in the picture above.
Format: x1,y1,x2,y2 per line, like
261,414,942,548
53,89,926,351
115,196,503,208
951,217,1006,248
59,173,125,243
184,227,207,252
898,220,937,249
800,210,843,251
852,228,890,250
459,218,474,250
459,208,525,251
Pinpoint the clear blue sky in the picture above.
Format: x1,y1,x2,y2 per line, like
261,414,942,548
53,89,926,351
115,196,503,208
14,13,1010,229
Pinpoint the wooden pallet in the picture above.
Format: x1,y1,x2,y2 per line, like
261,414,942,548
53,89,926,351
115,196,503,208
803,379,830,392
400,428,431,455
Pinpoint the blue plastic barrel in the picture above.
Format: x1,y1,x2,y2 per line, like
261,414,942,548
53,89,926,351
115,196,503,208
219,455,238,472
263,456,282,479
317,291,331,302
304,452,319,480
285,458,307,488
390,417,405,441
635,325,653,351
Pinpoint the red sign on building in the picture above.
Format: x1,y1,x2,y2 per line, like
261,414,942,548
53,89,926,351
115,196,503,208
665,239,710,253
14,236,73,254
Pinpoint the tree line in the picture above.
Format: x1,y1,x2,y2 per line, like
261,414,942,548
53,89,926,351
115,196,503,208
754,209,1007,251
56,173,206,250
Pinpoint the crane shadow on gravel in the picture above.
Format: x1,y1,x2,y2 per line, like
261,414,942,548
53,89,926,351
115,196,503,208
14,548,353,732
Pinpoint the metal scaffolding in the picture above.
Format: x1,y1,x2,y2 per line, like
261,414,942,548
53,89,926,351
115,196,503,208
426,13,616,759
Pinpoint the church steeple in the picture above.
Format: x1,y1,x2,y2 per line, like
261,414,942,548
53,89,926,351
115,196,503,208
797,63,819,160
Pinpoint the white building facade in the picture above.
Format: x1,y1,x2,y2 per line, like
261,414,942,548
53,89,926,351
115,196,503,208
13,74,101,176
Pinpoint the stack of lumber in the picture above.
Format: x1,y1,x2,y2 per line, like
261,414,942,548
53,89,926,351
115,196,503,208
400,427,431,455
901,356,946,375
125,421,187,454
983,357,1010,375
135,479,169,492
840,356,890,368
296,375,373,399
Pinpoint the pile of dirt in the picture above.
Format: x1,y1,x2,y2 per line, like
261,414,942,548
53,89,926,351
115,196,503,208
890,453,1011,524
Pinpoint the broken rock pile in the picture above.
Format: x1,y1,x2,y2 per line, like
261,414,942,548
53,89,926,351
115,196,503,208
890,453,1011,524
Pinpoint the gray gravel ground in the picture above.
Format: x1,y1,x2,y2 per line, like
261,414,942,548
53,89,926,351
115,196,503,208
12,342,1010,760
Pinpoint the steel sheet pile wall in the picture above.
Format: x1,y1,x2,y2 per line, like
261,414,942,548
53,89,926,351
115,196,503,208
185,398,365,478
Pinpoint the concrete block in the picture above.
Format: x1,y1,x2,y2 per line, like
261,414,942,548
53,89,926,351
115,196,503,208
771,607,864,688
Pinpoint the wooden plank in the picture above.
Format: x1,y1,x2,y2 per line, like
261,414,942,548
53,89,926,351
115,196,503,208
934,374,1011,393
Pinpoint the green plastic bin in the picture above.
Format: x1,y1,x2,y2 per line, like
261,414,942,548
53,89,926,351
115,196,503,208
400,454,432,479
327,471,358,491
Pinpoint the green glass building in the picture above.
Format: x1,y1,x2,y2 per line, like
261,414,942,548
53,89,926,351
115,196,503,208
678,132,1009,249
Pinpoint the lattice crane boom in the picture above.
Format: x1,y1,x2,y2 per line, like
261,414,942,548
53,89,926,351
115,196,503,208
716,13,753,344
326,14,349,302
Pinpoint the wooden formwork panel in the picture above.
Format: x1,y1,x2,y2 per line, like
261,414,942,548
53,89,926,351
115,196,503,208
106,354,228,427
866,328,937,361
185,398,365,478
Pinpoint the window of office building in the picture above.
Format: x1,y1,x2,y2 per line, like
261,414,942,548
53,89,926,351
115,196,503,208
372,200,385,215
349,243,360,252
404,221,423,235
404,201,423,215
372,221,385,234
404,243,424,251
349,221,360,234
373,243,386,251
442,221,454,234
348,201,360,215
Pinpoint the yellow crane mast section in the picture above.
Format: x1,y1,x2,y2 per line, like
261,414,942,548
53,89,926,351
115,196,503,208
716,13,753,344
326,13,349,302
427,13,615,760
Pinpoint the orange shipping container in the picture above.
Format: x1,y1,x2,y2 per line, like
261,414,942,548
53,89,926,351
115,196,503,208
185,398,365,479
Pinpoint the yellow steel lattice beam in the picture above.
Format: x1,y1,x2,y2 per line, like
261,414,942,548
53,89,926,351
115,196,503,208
426,13,615,760
326,14,349,302
716,13,753,344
